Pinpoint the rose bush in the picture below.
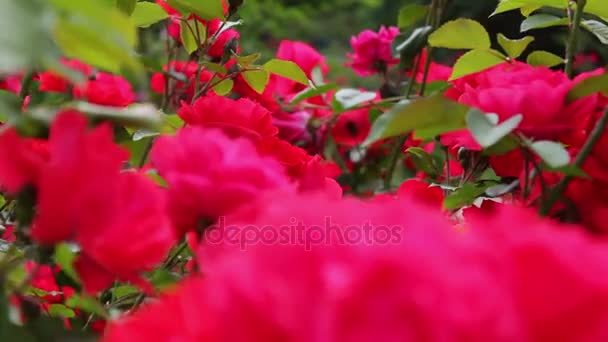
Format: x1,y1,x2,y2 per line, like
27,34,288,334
0,0,607,340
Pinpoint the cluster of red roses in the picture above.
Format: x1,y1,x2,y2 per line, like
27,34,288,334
0,1,608,340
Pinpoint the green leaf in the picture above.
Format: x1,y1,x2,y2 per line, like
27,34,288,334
582,20,608,45
132,2,169,27
48,304,76,318
53,243,80,283
467,109,523,148
364,94,470,146
290,83,338,105
263,59,309,85
526,50,563,67
66,102,162,129
492,0,527,16
236,53,261,66
242,70,270,94
149,269,181,291
0,90,23,122
394,26,433,70
53,17,138,74
485,180,520,197
398,4,428,29
406,147,440,177
164,113,184,131
334,89,377,110
444,182,492,210
521,14,568,32
429,19,491,50
111,285,139,299
180,19,204,54
212,78,234,96
529,140,570,168
202,62,227,74
521,5,541,16
66,295,108,319
0,0,47,72
449,49,507,80
497,33,535,59
167,0,225,20
492,0,567,16
116,0,136,15
567,72,608,101
586,0,608,18
50,0,137,47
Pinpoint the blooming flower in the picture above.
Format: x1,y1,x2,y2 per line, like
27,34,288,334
38,59,93,93
331,107,372,146
74,72,135,107
103,193,519,341
178,94,278,141
347,26,400,76
150,127,293,234
0,111,175,293
442,62,599,150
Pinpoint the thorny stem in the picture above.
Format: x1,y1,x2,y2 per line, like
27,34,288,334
564,0,586,78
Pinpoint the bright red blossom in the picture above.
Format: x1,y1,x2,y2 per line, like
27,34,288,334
178,94,278,140
442,62,600,150
347,26,400,76
331,107,372,146
150,127,293,234
1,112,175,294
105,196,608,341
73,72,135,107
38,59,93,93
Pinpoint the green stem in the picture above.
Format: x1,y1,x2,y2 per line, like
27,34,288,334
384,0,444,190
384,134,409,189
19,71,35,100
565,0,586,78
540,107,608,216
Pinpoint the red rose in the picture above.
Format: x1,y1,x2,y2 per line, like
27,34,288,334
347,26,400,76
74,72,135,107
178,94,278,140
38,59,93,93
331,107,372,146
150,127,293,234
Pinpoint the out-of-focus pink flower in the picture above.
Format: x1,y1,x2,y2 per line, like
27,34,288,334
31,111,128,244
151,128,293,235
178,94,278,141
397,179,444,208
104,193,520,341
347,26,400,76
0,74,22,94
75,172,176,294
0,129,49,194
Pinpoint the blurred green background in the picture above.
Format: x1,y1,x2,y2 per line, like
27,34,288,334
237,0,607,87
